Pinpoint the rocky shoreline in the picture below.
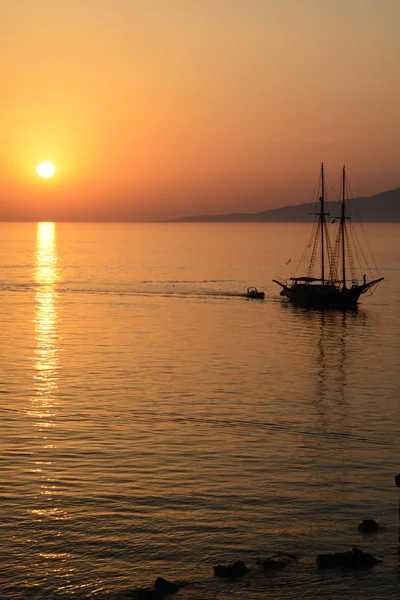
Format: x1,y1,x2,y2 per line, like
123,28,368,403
105,523,385,599
104,474,400,600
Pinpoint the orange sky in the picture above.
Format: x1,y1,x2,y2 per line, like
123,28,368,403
1,0,399,221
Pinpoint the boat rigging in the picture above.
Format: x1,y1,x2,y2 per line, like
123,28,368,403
273,164,384,308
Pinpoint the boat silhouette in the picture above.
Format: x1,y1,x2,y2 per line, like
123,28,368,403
273,164,383,309
245,286,265,299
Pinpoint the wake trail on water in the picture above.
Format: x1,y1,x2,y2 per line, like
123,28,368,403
1,281,274,301
125,409,393,448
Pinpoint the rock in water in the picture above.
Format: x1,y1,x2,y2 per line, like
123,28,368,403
213,561,248,578
358,519,381,533
257,558,286,570
316,547,381,570
154,577,179,595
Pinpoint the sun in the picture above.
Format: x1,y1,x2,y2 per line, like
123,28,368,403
37,162,55,178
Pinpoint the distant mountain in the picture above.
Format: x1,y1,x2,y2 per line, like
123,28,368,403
170,187,400,223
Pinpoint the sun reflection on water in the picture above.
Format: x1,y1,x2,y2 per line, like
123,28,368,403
29,224,67,523
33,222,60,425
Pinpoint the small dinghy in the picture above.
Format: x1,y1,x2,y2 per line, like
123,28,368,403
245,287,265,299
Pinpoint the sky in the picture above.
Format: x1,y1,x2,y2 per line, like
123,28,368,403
1,0,399,221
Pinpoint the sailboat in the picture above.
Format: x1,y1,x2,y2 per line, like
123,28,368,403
273,164,384,309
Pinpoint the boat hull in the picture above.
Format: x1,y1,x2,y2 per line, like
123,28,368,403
246,287,265,299
278,283,362,309
273,277,383,309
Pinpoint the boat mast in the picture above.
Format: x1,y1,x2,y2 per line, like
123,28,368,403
341,166,346,288
320,163,325,284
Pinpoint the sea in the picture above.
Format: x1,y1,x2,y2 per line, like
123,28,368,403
0,222,399,600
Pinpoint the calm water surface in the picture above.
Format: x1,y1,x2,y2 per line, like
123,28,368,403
0,223,399,599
